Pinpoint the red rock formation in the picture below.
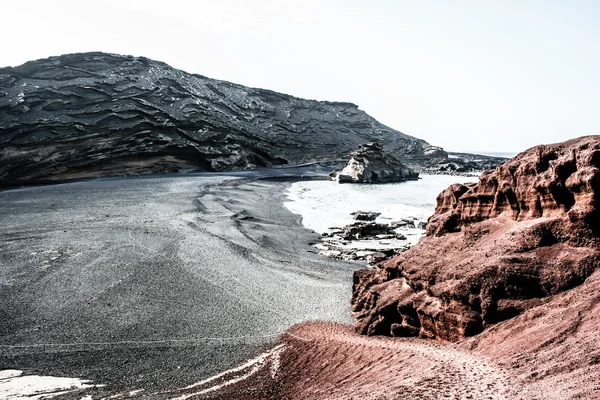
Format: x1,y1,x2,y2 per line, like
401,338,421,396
352,136,600,341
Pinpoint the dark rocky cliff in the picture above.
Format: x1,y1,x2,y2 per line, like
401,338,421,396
0,52,444,183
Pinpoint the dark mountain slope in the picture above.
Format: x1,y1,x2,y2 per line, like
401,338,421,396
0,52,444,183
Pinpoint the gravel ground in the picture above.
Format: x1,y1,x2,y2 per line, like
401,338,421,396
166,321,512,400
0,172,357,398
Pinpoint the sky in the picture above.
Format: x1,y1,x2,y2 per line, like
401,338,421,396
2,0,599,154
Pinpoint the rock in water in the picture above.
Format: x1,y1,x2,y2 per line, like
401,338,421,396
334,142,419,183
342,221,392,240
424,151,509,175
350,211,381,221
0,52,439,184
352,136,600,341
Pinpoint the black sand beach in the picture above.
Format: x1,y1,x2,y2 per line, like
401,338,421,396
0,171,357,398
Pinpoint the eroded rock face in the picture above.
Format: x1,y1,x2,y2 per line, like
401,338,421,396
334,142,419,183
0,52,435,184
352,136,600,341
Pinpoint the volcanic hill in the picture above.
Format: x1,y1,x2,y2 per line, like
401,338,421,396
0,52,492,184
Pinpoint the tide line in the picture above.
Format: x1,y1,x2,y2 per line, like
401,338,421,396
0,330,313,350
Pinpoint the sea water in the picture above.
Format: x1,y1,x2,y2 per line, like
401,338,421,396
284,174,478,246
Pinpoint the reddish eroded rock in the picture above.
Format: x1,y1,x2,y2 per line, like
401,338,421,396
459,269,600,399
428,135,600,237
352,136,600,341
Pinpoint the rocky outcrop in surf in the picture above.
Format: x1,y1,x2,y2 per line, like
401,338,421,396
331,142,419,183
424,151,509,175
352,136,600,341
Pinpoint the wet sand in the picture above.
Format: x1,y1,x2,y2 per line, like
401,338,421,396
0,171,358,398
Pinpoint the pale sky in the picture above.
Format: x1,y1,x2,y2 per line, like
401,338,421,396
2,0,599,153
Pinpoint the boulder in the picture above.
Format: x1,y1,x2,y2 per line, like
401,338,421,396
342,222,393,240
390,218,417,228
424,152,509,175
422,145,448,159
333,142,419,184
314,214,412,265
352,136,600,341
351,211,381,221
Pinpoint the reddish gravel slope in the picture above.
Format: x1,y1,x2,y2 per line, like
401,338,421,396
461,268,600,400
168,312,599,399
164,322,511,400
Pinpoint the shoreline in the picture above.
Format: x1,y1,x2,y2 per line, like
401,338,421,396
4,167,596,399
2,170,527,400
0,172,359,398
0,163,337,192
0,161,486,193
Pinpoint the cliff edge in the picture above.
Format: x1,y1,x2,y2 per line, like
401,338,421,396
352,135,600,341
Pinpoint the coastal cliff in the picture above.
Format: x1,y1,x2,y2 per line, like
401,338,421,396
0,52,447,183
352,136,600,341
109,135,600,399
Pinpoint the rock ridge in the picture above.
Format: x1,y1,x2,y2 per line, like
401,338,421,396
0,52,432,183
351,136,600,341
0,52,507,184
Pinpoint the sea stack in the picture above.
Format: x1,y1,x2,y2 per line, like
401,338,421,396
352,136,600,341
333,142,419,183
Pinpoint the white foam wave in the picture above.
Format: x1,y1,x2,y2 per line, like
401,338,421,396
0,369,99,400
284,174,477,243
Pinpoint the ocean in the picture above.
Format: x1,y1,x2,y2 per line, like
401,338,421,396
284,174,478,246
